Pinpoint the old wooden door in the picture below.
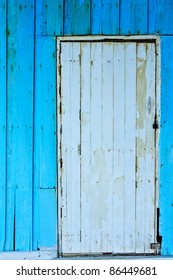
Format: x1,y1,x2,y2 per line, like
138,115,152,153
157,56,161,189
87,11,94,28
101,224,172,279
57,40,157,256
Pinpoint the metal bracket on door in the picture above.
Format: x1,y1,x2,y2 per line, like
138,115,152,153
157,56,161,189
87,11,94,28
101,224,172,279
151,208,162,251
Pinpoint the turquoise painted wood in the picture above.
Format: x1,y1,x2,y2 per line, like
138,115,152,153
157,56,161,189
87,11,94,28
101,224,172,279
91,0,119,34
64,0,90,35
0,0,6,251
36,0,64,36
34,35,57,249
120,0,148,34
5,0,34,251
39,189,57,249
160,36,173,255
149,0,173,34
34,36,56,190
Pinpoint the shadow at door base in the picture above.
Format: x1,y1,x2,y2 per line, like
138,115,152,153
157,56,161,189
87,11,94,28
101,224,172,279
57,252,161,259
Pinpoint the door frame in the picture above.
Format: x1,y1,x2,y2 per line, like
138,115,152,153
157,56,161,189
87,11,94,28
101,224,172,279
56,35,161,257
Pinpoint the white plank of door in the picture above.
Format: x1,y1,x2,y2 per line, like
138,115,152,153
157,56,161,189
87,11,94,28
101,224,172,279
112,43,126,254
124,43,136,253
136,43,147,253
145,43,156,253
90,43,103,253
101,42,114,253
80,42,92,253
68,42,81,253
60,42,72,253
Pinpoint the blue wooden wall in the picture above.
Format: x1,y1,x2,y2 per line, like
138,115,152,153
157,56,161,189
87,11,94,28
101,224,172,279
0,0,173,255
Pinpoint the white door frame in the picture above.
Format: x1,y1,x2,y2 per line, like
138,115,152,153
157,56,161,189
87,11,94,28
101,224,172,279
56,35,161,256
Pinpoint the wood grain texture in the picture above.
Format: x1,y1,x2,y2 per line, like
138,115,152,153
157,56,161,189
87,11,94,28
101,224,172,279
64,0,90,35
113,43,125,253
149,0,173,34
120,0,148,35
34,35,57,249
39,188,57,249
91,0,119,34
5,0,34,251
35,0,63,36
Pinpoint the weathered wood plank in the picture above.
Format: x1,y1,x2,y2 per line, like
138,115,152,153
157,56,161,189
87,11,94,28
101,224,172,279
101,43,114,252
90,43,102,253
67,43,81,253
39,188,57,249
91,0,119,34
149,0,173,34
34,36,57,249
80,42,91,253
59,42,71,254
124,43,136,253
64,0,90,35
136,43,147,253
60,42,81,253
112,43,125,254
5,0,34,251
40,0,63,35
144,43,156,253
0,0,6,251
120,0,148,35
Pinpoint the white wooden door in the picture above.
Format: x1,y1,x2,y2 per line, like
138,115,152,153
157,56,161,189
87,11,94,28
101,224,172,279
58,41,157,255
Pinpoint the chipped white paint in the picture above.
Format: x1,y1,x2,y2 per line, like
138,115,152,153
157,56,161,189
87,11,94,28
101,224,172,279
57,38,158,256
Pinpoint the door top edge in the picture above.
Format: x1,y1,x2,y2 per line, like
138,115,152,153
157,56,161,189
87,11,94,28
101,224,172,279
57,35,160,43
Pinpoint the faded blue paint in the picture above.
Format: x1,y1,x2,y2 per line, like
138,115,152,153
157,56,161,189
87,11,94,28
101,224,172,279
35,0,173,37
91,0,119,34
39,189,57,249
5,0,35,251
0,0,173,255
0,0,6,251
33,36,57,249
149,0,173,34
160,37,173,255
64,0,90,35
120,0,148,34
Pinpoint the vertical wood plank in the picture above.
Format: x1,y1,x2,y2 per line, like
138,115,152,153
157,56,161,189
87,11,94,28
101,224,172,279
64,0,90,35
39,189,57,249
0,0,6,251
60,42,81,254
145,43,156,253
60,42,71,254
43,0,63,36
124,43,136,253
101,43,114,252
34,36,57,250
112,43,125,254
80,42,91,253
68,42,81,253
90,43,102,253
5,0,34,251
160,37,173,255
149,0,173,34
91,0,119,34
136,43,147,253
120,0,148,35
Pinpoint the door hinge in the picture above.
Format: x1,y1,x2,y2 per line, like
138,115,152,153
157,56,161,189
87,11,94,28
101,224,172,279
79,109,81,120
60,158,63,168
151,208,162,250
150,243,161,250
153,115,158,130
78,144,81,156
